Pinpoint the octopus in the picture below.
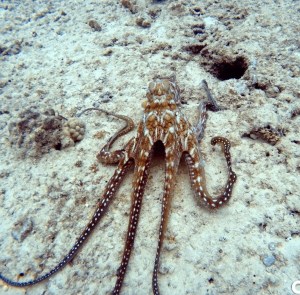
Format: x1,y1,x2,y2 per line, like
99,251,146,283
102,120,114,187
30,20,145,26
0,78,237,294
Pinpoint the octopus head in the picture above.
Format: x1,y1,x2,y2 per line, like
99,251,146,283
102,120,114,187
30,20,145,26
143,79,181,110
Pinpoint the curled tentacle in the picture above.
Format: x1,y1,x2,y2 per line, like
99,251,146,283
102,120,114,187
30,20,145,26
77,107,135,164
98,112,134,164
0,159,133,287
185,136,236,209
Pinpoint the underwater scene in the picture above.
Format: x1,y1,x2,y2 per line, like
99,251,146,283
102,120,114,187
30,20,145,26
0,1,299,294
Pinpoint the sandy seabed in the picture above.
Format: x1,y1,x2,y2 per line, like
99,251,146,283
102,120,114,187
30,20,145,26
0,1,299,294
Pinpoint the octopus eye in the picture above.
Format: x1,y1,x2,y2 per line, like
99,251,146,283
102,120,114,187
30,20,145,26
148,82,157,93
161,80,170,92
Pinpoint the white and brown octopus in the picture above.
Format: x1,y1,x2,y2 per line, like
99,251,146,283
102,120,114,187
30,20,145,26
0,78,237,294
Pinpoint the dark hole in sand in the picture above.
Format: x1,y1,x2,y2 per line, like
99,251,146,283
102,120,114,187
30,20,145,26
54,142,62,150
210,56,248,80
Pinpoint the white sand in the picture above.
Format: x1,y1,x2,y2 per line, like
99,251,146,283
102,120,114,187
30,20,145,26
0,1,299,294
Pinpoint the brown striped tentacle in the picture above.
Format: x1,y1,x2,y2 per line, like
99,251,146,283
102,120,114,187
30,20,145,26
112,149,152,295
0,159,133,287
102,113,134,151
152,151,179,295
185,136,236,209
97,113,134,164
195,80,222,143
77,107,135,164
194,101,210,143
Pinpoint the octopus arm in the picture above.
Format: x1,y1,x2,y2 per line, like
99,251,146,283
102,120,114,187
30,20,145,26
113,151,152,295
185,136,237,209
0,159,133,287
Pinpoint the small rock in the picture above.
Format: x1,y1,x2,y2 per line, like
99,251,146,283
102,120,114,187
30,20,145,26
88,20,102,32
136,16,151,28
11,218,34,242
100,91,113,103
262,254,276,267
268,242,276,251
120,0,137,14
164,242,177,251
102,48,113,56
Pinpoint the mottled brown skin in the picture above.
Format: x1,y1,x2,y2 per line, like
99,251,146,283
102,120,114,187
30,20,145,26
0,79,237,295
